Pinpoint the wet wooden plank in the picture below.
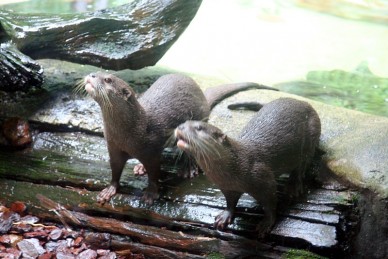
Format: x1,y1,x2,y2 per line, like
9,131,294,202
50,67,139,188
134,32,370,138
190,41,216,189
307,189,354,206
291,203,340,213
269,185,354,250
271,217,337,248
284,209,339,225
0,131,357,256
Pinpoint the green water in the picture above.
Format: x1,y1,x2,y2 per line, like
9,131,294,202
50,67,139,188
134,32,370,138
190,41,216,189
1,0,387,117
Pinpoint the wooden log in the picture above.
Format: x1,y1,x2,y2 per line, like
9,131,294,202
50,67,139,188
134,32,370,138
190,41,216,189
0,180,273,258
111,239,206,259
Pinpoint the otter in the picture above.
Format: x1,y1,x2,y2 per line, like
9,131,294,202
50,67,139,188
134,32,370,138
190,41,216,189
83,72,276,204
174,98,321,234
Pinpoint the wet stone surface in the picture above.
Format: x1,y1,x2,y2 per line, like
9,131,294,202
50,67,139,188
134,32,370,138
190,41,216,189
27,92,104,134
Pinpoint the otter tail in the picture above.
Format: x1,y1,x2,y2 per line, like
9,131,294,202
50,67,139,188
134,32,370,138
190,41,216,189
204,82,278,109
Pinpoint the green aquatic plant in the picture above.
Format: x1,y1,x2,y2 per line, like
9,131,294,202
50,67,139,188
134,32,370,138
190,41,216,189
206,252,225,259
276,62,388,117
284,249,328,259
305,63,388,117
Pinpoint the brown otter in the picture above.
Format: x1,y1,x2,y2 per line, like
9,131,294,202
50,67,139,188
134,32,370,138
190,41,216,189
83,72,276,204
174,98,321,234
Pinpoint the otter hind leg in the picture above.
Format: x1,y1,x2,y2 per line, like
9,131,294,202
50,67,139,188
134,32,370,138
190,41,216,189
140,156,162,205
286,167,304,199
215,190,242,230
287,152,313,199
250,181,277,237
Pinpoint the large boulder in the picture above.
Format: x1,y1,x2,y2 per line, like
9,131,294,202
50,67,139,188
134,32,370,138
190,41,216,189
0,0,202,91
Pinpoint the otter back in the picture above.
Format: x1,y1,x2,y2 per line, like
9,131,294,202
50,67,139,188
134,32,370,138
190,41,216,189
239,97,321,178
140,74,210,135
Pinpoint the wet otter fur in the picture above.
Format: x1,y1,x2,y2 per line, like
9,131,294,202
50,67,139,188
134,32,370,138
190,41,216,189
174,98,321,234
82,72,276,204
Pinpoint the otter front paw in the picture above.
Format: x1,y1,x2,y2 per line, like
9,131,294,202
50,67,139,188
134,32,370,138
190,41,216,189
97,185,117,204
214,210,233,230
134,164,146,176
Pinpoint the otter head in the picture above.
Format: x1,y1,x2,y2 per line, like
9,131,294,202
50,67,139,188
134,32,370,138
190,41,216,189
84,72,135,106
175,120,228,160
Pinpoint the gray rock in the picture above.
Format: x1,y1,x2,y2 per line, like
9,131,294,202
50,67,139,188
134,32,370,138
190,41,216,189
0,42,44,91
0,0,202,70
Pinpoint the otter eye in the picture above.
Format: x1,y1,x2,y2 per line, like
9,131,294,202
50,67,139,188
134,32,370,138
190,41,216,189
104,77,112,84
195,125,203,131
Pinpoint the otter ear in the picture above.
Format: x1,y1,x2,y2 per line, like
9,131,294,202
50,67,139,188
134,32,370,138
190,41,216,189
122,88,132,101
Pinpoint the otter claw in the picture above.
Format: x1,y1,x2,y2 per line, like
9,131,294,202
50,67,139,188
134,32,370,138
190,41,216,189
134,164,146,176
97,185,117,204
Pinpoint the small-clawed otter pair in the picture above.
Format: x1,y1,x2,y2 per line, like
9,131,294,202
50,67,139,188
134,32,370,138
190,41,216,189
83,72,275,204
175,98,321,233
